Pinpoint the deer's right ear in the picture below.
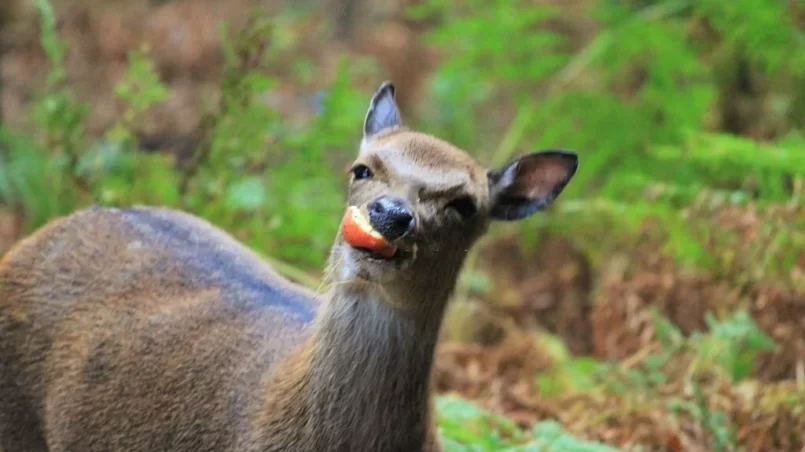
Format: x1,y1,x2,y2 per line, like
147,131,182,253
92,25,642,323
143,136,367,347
487,150,578,221
362,81,401,144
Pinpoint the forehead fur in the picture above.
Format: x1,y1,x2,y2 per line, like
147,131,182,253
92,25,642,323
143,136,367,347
361,128,488,190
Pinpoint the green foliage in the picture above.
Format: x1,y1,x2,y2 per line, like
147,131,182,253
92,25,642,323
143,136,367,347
34,0,67,87
80,46,178,208
0,127,78,227
690,311,778,382
533,308,778,398
408,0,569,151
436,395,622,451
693,0,805,76
525,309,777,449
0,1,369,272
0,0,90,227
411,0,567,83
173,15,367,268
410,0,805,286
31,0,90,167
108,46,171,144
5,0,803,277
0,0,180,226
667,385,737,452
534,334,600,397
256,58,367,266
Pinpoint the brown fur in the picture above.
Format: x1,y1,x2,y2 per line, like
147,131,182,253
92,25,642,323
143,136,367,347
0,81,578,451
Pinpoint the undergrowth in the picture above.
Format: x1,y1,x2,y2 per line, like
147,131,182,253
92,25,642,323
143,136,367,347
436,395,622,451
437,309,783,451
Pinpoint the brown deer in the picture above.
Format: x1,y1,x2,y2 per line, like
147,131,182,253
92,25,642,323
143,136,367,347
0,81,578,452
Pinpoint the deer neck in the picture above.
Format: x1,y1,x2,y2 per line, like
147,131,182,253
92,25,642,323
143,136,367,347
302,281,452,450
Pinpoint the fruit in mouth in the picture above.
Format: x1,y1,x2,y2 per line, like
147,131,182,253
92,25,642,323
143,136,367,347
341,206,398,259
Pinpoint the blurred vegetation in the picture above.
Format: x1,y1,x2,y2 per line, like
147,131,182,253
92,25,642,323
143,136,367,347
408,0,805,287
1,0,804,449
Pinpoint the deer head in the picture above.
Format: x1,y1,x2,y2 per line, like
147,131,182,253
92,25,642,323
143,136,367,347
327,81,578,314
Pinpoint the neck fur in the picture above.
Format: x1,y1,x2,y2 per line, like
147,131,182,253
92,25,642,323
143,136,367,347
303,283,449,451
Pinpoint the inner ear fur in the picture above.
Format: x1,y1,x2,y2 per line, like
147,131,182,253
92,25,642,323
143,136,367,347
363,81,402,142
487,150,579,221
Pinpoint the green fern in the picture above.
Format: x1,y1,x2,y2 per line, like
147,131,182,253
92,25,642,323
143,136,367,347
436,395,622,451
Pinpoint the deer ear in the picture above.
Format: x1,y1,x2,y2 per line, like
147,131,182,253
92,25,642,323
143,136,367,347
487,150,578,221
362,81,401,143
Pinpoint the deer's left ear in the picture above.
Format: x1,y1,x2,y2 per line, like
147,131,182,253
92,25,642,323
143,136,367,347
362,81,402,145
487,150,578,221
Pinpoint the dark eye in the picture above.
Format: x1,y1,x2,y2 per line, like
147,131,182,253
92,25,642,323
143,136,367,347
446,196,477,219
351,164,373,180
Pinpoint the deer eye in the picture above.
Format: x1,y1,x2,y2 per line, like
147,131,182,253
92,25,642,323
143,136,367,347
446,196,477,219
350,164,373,181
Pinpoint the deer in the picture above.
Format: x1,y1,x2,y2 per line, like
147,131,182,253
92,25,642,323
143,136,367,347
0,81,578,452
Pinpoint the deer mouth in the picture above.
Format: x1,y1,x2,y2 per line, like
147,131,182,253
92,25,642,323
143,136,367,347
341,206,412,262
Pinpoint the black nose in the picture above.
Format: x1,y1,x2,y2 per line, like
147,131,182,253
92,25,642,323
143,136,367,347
367,196,416,242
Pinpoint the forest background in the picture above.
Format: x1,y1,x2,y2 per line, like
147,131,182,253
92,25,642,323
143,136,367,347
1,0,804,450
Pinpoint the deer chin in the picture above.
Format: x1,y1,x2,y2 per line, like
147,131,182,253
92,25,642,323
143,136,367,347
337,241,417,284
350,244,415,265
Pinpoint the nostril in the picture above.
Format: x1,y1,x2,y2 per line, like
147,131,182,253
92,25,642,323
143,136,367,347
394,213,415,231
369,200,386,215
367,196,416,241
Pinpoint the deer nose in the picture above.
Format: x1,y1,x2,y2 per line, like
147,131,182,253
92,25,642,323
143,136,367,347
367,196,416,242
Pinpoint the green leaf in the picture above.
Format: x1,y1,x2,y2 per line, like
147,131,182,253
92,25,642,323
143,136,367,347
225,177,267,211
